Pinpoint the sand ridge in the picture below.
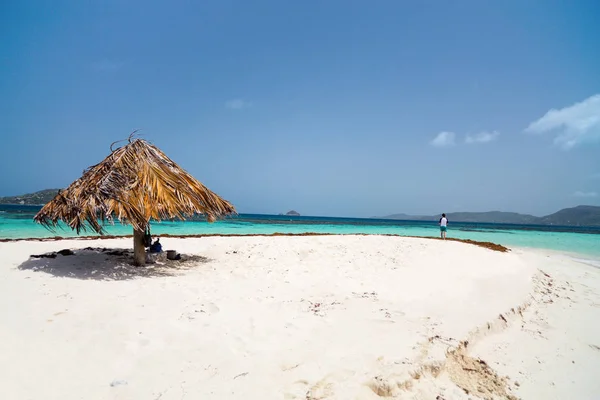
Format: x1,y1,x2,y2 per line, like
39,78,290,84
0,232,510,252
0,235,598,399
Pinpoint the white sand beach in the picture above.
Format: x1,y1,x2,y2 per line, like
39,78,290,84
1,235,599,399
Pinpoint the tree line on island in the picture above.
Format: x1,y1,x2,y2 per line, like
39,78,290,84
279,210,300,216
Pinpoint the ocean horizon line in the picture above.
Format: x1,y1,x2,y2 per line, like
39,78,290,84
2,204,600,231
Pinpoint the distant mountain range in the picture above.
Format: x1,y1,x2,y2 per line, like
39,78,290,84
0,189,60,205
379,205,600,227
1,190,599,226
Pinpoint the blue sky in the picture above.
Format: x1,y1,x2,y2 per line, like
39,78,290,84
1,1,599,217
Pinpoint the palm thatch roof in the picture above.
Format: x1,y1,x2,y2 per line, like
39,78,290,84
34,136,236,234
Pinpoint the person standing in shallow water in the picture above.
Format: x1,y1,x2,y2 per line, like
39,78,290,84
439,213,448,239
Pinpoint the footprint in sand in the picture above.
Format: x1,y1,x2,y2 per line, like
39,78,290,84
281,362,301,372
283,380,309,399
284,322,299,331
306,378,335,399
207,303,220,314
231,336,248,355
367,376,396,397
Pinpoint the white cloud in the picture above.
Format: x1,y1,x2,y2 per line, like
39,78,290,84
225,99,252,110
573,191,598,198
430,131,455,147
465,131,500,144
92,59,123,72
525,94,600,149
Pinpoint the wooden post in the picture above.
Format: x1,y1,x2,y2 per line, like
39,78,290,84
133,228,146,266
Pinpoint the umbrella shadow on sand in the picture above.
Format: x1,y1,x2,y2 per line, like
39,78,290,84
18,247,211,281
32,135,236,267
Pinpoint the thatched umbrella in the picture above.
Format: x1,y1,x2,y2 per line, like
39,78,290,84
34,135,236,266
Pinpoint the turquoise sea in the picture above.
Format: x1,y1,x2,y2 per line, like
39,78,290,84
1,205,599,259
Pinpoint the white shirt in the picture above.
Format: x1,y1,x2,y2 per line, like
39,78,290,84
439,217,447,227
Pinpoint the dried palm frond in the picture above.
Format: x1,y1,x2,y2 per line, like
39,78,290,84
34,137,236,234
